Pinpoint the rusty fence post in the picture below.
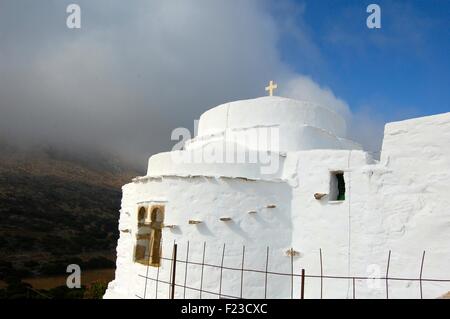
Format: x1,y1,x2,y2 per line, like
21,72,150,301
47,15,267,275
352,277,356,299
240,245,246,299
183,241,190,299
419,251,426,299
170,243,178,299
300,268,305,299
386,250,391,299
199,242,206,299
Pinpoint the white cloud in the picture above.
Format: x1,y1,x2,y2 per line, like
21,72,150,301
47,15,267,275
347,106,385,154
280,75,351,118
279,75,387,150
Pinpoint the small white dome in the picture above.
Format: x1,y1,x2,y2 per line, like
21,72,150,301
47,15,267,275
187,96,360,152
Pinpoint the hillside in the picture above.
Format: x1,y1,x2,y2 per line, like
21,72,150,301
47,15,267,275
0,144,141,281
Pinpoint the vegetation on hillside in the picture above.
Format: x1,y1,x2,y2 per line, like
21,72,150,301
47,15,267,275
0,143,141,289
0,277,108,299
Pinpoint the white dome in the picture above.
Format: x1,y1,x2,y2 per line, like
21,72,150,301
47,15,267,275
187,96,360,152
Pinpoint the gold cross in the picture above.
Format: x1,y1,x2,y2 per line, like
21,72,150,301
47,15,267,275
265,80,278,96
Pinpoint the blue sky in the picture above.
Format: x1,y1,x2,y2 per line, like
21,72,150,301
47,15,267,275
276,0,450,121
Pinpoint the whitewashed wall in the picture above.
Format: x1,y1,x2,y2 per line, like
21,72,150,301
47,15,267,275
105,176,293,299
105,111,450,299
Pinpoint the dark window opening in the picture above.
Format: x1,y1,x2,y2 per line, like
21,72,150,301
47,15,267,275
330,171,346,201
149,207,164,266
137,206,147,223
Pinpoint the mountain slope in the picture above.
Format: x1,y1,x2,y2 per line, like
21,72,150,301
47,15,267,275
0,145,140,280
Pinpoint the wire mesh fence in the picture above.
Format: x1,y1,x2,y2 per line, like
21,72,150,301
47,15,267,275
135,242,450,299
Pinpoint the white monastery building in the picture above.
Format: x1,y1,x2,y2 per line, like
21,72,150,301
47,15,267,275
105,82,450,299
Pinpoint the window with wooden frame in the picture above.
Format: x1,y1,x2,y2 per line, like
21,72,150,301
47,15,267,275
133,205,165,267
